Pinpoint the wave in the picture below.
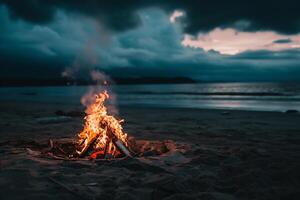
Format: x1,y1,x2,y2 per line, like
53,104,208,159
121,91,292,96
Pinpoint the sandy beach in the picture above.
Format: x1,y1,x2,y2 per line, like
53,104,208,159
1,0,300,198
1,100,300,200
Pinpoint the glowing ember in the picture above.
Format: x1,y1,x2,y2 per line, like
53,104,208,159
76,90,131,159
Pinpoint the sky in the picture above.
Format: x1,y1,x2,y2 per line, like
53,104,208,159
1,0,300,82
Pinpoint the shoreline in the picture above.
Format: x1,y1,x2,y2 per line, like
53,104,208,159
0,98,297,113
1,82,300,113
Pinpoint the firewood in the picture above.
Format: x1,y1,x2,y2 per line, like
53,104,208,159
26,148,41,156
77,135,98,156
79,126,132,158
103,139,110,158
105,126,132,157
49,139,54,148
113,139,132,158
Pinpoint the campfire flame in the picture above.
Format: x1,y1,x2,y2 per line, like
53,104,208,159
76,90,130,159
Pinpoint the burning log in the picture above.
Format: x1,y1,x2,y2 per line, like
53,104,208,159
113,139,132,158
77,127,132,158
76,134,98,156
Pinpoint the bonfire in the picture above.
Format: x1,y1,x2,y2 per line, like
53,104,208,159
26,89,177,161
75,90,133,159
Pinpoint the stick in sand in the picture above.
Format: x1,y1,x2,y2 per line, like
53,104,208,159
48,176,91,200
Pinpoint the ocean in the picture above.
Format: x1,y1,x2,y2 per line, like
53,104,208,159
1,82,300,112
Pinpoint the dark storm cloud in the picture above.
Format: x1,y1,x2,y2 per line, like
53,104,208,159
231,49,300,60
176,0,300,34
273,39,292,43
0,0,144,32
1,0,300,34
0,4,300,82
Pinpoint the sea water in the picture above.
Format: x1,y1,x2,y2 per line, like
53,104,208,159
1,82,300,112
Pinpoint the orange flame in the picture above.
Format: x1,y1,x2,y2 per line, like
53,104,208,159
76,90,129,158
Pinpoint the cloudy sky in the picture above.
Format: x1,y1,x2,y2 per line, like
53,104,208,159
1,0,300,82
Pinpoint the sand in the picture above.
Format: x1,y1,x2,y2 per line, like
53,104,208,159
1,101,300,200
